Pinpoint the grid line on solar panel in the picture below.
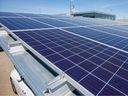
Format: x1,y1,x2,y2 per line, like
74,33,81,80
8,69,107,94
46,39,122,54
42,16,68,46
14,29,128,95
1,12,124,29
0,12,21,17
56,17,91,26
44,15,88,26
91,26,128,38
0,18,29,30
0,18,20,30
64,27,128,52
17,13,45,17
60,28,126,58
78,50,124,79
109,25,128,32
15,30,104,64
24,16,82,31
1,12,128,95
0,18,53,30
99,85,124,95
79,74,125,95
81,65,127,95
20,30,104,55
96,55,128,95
64,27,125,41
44,14,119,26
15,30,82,67
12,27,63,33
33,14,93,26
47,12,126,25
0,17,26,19
1,12,124,33
34,17,78,27
14,29,128,72
20,13,80,27
34,15,121,30
17,31,128,73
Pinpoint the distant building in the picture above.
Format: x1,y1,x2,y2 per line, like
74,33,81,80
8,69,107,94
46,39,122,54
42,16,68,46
74,11,116,20
56,13,68,16
116,19,128,22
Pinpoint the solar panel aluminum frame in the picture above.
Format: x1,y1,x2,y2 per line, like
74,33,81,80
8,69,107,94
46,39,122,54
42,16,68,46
0,24,94,95
0,29,39,94
0,22,13,33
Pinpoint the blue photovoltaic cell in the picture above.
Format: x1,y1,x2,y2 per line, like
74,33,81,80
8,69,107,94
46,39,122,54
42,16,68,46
119,25,128,30
39,49,55,56
79,75,105,95
59,50,74,57
18,13,44,17
79,60,97,72
122,62,128,70
55,59,75,71
57,16,101,25
92,68,113,82
101,62,119,73
46,53,64,63
0,12,20,17
109,76,128,94
66,66,88,81
34,18,76,27
90,26,128,38
64,27,128,51
14,29,128,95
54,18,91,26
36,15,95,26
0,18,52,30
99,85,124,95
117,68,128,80
106,25,128,32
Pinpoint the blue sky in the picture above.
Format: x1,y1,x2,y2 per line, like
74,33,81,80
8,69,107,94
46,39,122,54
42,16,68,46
0,0,128,18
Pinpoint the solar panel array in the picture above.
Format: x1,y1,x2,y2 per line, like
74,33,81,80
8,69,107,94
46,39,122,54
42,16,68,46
0,12,128,95
0,12,20,17
64,27,128,52
0,18,54,30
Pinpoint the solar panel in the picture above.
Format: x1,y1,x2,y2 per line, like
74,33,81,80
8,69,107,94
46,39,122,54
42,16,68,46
38,15,93,26
18,13,45,17
77,17,123,25
14,29,128,95
1,12,128,95
90,26,128,38
119,24,128,27
34,17,77,27
108,25,128,32
64,27,128,52
0,12,20,17
0,18,53,30
43,15,118,26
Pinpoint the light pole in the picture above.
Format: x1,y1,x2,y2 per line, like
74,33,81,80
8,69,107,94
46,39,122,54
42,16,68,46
70,0,75,16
